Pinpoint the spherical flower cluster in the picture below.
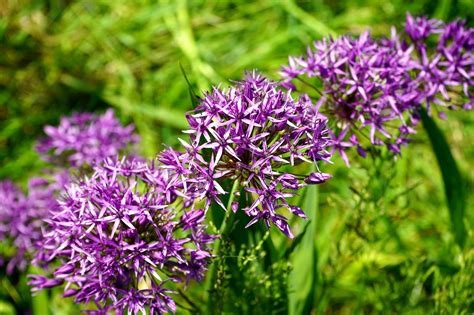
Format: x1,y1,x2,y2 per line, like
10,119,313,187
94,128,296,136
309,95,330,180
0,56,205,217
280,31,418,163
280,14,473,164
0,174,66,274
36,109,140,167
404,13,473,113
0,181,25,273
182,72,332,238
1,109,137,276
30,157,216,314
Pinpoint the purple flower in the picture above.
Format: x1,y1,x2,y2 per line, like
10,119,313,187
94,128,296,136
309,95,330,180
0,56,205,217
31,156,215,314
36,109,140,167
0,181,25,272
280,14,473,165
182,72,332,238
304,172,332,184
281,31,418,162
406,16,474,114
0,174,65,274
405,13,443,43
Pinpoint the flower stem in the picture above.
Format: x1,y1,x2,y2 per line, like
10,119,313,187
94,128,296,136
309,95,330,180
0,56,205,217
205,179,240,315
296,76,323,96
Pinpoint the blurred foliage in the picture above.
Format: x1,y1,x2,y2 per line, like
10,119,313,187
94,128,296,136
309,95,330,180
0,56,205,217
208,231,290,315
1,0,473,182
315,143,474,314
0,0,473,314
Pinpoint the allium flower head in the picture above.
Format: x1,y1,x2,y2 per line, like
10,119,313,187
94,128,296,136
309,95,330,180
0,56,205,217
281,14,473,165
0,181,25,272
280,31,418,163
0,175,64,274
405,13,443,43
36,109,139,167
404,14,474,114
182,72,332,237
31,156,215,314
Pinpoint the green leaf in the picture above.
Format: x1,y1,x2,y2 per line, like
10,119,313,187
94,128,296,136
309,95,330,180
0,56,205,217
419,107,466,247
0,301,15,315
179,62,200,108
281,221,311,260
280,0,336,37
288,183,319,315
102,94,188,130
32,291,50,315
209,199,225,230
434,0,452,20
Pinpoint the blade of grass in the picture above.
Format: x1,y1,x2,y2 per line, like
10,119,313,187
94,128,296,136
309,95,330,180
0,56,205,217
179,62,200,107
434,0,452,20
289,181,319,315
281,221,310,260
419,107,466,247
280,0,337,37
0,301,15,315
103,94,188,130
161,0,220,90
32,291,49,315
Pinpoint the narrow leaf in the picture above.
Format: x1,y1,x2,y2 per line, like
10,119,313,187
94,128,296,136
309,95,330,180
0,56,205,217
281,221,310,260
103,94,188,129
179,62,200,108
280,0,336,37
419,107,466,247
288,182,319,315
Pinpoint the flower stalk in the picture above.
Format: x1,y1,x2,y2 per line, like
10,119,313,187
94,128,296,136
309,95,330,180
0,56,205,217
205,179,241,315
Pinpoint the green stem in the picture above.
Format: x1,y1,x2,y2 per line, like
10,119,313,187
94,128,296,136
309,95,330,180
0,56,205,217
296,77,323,96
205,180,241,314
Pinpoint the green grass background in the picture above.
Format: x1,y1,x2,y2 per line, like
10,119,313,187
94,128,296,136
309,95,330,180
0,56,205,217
0,0,473,314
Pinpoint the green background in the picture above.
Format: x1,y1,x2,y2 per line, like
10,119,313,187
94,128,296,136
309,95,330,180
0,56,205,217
0,0,473,314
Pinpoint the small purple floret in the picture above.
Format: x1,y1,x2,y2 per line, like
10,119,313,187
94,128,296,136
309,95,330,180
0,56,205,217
304,172,332,184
